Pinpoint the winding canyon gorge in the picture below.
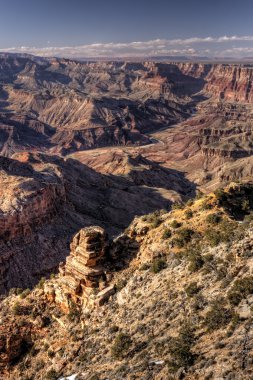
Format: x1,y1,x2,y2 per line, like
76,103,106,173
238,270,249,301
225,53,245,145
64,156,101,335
1,54,253,379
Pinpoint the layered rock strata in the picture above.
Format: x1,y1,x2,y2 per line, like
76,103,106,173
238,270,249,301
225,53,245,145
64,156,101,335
46,226,115,312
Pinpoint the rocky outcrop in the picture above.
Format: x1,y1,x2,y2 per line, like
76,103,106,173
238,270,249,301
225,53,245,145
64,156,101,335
45,226,115,312
0,156,65,241
0,321,33,370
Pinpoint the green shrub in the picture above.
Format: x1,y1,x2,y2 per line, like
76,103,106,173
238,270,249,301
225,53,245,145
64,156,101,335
12,302,22,315
214,188,227,204
111,333,132,359
47,349,55,358
162,228,172,239
173,228,194,248
9,288,23,296
20,289,30,299
170,220,181,229
178,228,194,242
168,323,196,370
143,210,163,228
204,299,233,331
46,369,58,380
67,301,81,322
185,247,204,272
151,258,167,273
186,199,194,207
37,277,46,289
115,279,127,291
172,202,184,210
151,217,162,229
185,282,200,297
205,220,236,246
204,229,222,246
201,198,213,210
195,190,204,200
206,213,222,225
227,276,253,306
185,209,193,219
109,325,119,334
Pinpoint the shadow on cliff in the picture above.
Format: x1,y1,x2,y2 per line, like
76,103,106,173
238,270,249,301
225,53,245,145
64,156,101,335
0,153,196,293
60,156,197,234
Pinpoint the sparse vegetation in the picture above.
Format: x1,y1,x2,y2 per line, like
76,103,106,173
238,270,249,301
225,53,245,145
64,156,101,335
200,197,213,210
204,299,233,331
115,279,127,291
185,209,193,219
111,333,132,359
151,257,167,273
37,277,46,289
168,323,196,370
184,246,204,272
143,210,163,228
172,228,194,248
172,202,184,210
170,219,181,229
227,276,253,305
206,213,222,225
185,282,200,297
20,289,30,299
46,369,59,380
162,228,172,239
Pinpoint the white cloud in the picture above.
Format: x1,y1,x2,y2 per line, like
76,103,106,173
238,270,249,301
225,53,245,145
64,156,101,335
1,36,253,58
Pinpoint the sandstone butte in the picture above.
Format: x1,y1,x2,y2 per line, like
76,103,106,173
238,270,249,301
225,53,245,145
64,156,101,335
45,226,115,313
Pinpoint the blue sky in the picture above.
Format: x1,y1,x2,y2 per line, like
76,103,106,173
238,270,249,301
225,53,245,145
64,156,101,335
1,0,253,58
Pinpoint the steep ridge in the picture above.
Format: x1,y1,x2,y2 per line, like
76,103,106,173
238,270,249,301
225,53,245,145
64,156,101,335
1,183,253,379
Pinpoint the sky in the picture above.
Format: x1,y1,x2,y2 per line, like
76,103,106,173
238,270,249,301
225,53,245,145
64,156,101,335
1,0,253,58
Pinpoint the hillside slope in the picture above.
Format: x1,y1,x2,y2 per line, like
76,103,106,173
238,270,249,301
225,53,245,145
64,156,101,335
1,182,253,379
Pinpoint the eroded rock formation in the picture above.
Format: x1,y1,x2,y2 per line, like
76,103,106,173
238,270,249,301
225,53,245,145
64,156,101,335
46,226,115,312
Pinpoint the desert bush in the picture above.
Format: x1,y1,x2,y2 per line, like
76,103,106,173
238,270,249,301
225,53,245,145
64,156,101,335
206,213,222,225
170,220,181,229
186,199,194,207
143,210,162,228
162,228,172,239
151,258,167,273
12,302,23,316
227,276,253,306
201,198,213,210
168,323,196,370
47,349,55,358
172,228,194,248
185,282,200,297
184,246,204,272
195,190,204,200
67,301,81,322
46,369,58,380
204,229,222,246
111,333,132,359
20,289,30,299
109,325,119,334
37,277,46,289
185,209,193,219
9,288,23,296
115,279,127,291
204,299,233,331
172,202,184,210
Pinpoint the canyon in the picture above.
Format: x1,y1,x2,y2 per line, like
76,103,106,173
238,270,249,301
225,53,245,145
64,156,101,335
1,55,253,292
1,54,253,379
